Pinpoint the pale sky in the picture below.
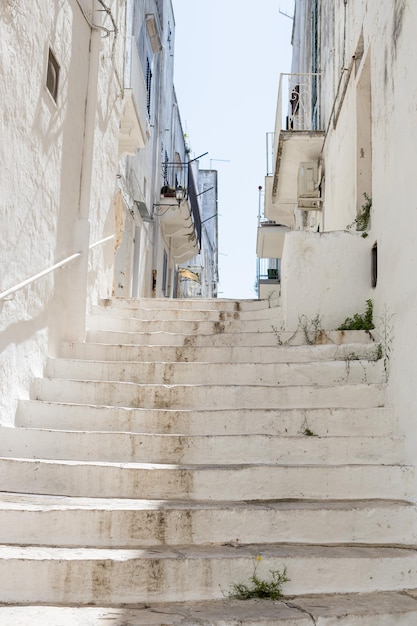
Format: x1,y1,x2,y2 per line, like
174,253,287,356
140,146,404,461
172,1,294,298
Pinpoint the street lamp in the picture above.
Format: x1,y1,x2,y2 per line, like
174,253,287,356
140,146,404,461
175,186,185,206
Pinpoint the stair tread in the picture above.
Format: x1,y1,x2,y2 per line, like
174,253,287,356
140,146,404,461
0,542,416,559
0,492,412,510
0,456,407,469
2,592,417,625
61,341,380,363
2,298,412,610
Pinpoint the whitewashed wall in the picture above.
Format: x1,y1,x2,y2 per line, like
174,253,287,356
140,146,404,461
305,0,417,473
0,1,125,424
281,231,372,331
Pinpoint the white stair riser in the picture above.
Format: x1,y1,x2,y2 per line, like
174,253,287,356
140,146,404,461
100,297,279,311
31,379,386,410
0,459,412,500
1,550,417,604
16,401,396,436
0,428,404,465
91,303,284,321
60,342,381,364
86,329,375,347
1,504,415,547
87,315,284,334
45,358,385,387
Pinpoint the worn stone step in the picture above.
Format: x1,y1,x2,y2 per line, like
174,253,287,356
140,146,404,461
60,340,382,365
87,314,284,335
0,494,415,548
16,401,396,436
91,302,284,321
0,457,411,500
31,378,386,410
2,592,417,625
1,544,417,604
100,297,279,312
85,328,375,347
45,357,385,387
0,426,403,465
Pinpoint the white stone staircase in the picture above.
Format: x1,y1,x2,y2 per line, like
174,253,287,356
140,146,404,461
1,297,417,624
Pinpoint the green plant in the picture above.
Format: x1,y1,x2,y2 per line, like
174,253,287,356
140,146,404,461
337,299,374,331
301,418,318,437
271,323,285,345
266,290,278,308
227,557,290,600
373,305,395,382
347,193,372,234
272,313,327,347
299,313,325,345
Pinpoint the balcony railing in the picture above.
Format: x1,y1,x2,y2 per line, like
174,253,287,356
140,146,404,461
187,164,202,249
257,257,281,282
275,73,322,139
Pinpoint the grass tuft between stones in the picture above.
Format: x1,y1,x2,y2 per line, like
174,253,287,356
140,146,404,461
227,559,290,600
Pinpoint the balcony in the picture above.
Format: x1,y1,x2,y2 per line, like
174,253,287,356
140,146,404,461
158,165,201,262
272,73,324,217
119,38,150,156
256,257,281,300
256,220,290,259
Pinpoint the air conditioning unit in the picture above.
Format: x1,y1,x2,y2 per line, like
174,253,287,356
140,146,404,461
297,162,322,209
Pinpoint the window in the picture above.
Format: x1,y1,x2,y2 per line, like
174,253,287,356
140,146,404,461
371,242,378,288
46,48,60,103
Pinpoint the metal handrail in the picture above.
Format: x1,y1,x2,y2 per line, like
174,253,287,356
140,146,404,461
0,253,81,301
89,234,115,250
0,234,115,301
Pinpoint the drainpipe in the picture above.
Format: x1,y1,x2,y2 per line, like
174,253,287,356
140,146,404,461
50,1,102,349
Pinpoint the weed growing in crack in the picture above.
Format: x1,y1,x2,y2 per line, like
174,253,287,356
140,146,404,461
346,192,372,236
271,323,285,345
337,299,374,331
372,305,395,382
301,418,318,437
298,313,325,345
271,314,327,346
227,557,290,600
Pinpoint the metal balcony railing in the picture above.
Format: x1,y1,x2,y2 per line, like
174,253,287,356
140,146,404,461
275,72,322,135
257,258,281,283
187,164,202,249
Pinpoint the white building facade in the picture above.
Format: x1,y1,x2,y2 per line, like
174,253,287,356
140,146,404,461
0,0,216,425
179,167,218,299
266,0,417,482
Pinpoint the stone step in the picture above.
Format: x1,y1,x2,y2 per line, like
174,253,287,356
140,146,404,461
85,328,375,347
91,302,284,321
16,401,396,436
0,457,411,500
0,494,415,548
0,427,403,465
87,314,285,334
60,340,381,364
31,378,386,410
1,544,417,604
45,357,385,387
2,592,417,625
100,297,279,312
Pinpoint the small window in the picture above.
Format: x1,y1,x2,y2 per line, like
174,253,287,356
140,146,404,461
371,242,378,288
46,48,60,103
